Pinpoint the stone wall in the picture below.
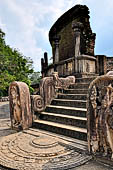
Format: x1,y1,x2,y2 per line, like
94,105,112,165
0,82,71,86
49,5,96,64
107,57,113,72
0,96,9,102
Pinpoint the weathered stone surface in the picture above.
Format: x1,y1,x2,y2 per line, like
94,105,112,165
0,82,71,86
9,81,32,130
0,97,9,102
52,72,75,89
106,71,113,77
40,76,56,106
49,5,96,63
1,102,113,170
41,5,97,77
39,72,75,108
107,57,113,72
31,95,44,113
0,128,91,170
87,75,113,159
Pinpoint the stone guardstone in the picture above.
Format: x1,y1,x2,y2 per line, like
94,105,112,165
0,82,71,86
9,81,32,130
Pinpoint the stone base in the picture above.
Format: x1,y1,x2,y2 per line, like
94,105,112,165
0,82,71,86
74,73,98,78
0,129,92,170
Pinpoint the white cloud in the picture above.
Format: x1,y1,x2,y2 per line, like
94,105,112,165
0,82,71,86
0,17,7,34
0,0,113,72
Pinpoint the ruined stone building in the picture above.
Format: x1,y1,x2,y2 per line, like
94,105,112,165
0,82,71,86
8,4,113,166
38,5,113,161
41,5,113,78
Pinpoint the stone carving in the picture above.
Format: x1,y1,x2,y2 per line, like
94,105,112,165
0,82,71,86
9,81,32,130
31,95,44,113
87,75,113,159
72,22,83,57
40,76,55,106
52,72,75,90
39,72,75,107
106,71,113,77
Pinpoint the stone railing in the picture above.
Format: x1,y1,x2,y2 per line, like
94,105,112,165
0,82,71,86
8,74,75,131
39,72,75,108
87,73,113,160
31,95,44,113
0,96,9,102
42,55,96,78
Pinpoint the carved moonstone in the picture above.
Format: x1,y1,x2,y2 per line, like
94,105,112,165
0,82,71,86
9,81,32,130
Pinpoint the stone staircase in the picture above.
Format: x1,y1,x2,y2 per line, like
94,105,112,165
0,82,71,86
33,77,96,143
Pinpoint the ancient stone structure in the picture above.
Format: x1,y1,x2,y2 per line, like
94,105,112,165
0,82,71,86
37,5,113,162
41,5,96,78
87,75,113,159
9,81,32,130
7,4,113,167
31,95,44,114
39,72,75,107
41,5,113,78
107,57,113,72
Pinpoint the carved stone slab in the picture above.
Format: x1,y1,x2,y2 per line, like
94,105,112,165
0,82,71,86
31,95,44,113
87,75,113,160
9,81,32,130
39,72,75,107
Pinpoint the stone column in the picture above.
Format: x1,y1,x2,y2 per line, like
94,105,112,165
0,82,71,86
53,36,60,64
41,52,48,78
44,52,48,67
72,22,83,72
41,58,44,78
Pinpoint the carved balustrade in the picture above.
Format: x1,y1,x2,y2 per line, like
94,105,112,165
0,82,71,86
39,72,75,107
9,74,75,130
87,73,113,159
9,81,33,130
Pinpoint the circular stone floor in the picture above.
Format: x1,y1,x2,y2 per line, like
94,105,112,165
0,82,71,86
0,102,91,170
0,129,91,170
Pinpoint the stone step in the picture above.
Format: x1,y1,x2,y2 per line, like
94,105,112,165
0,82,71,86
64,89,88,94
51,99,86,108
45,105,87,117
75,77,97,83
40,112,87,128
57,93,87,100
29,128,88,152
69,83,89,89
33,120,87,141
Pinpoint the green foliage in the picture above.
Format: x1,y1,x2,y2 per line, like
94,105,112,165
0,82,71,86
29,71,41,85
0,28,34,96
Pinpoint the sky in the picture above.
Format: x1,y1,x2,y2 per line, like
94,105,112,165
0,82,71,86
0,0,113,71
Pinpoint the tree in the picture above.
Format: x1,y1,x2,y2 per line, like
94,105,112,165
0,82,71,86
0,28,34,97
29,72,41,85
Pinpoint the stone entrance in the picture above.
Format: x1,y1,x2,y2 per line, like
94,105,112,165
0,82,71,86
0,102,91,170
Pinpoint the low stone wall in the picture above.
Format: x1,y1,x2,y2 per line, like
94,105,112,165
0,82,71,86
0,96,9,102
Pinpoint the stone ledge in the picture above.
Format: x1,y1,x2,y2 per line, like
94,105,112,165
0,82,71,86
0,97,9,102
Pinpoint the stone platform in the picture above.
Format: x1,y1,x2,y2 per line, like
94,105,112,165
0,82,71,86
0,102,91,170
0,129,91,170
0,102,113,170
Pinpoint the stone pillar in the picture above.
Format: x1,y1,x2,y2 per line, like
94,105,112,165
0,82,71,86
72,22,83,72
44,52,48,67
53,36,60,64
41,58,44,78
41,52,49,78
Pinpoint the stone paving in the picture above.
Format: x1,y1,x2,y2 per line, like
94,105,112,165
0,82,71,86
0,102,113,170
